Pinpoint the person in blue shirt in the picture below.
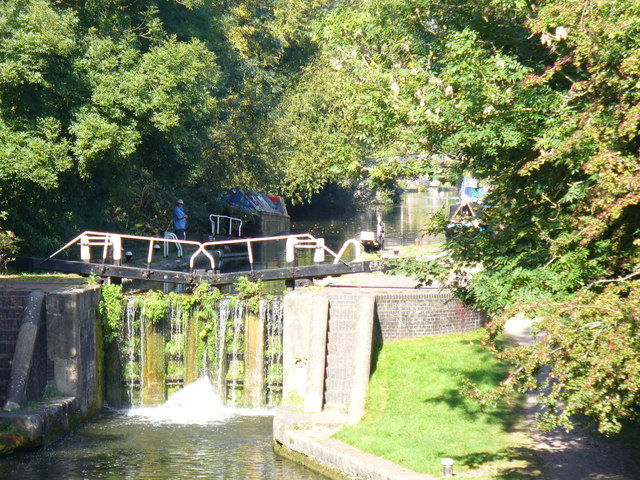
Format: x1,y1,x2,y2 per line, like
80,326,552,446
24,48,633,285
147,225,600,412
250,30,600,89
173,199,188,241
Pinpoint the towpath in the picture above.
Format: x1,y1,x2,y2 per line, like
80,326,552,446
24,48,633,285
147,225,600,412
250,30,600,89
317,271,421,290
504,317,640,480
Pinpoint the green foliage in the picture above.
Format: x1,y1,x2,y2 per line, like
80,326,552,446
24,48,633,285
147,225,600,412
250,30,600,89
314,0,640,433
2,0,638,436
385,255,450,288
0,421,17,435
0,0,228,252
234,277,264,314
467,281,640,436
0,211,18,270
182,283,222,345
98,283,123,343
165,336,183,357
0,0,331,251
367,156,441,189
182,282,222,310
267,0,554,200
141,290,170,325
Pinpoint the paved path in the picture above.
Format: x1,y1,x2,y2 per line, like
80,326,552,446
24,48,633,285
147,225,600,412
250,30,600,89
318,271,423,290
503,317,640,480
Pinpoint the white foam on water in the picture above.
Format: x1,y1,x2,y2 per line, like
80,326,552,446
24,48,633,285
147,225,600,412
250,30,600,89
127,376,274,424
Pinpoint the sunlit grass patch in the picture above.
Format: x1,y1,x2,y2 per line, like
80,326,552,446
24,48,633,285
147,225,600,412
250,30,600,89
0,272,84,282
334,330,541,478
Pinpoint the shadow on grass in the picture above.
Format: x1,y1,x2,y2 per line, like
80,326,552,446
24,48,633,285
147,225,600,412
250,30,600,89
424,386,521,429
452,446,543,479
422,338,520,432
369,315,384,377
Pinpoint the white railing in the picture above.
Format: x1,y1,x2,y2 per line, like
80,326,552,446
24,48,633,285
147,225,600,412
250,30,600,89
333,239,363,264
163,231,183,258
47,230,363,272
209,214,243,238
197,233,346,271
47,231,213,270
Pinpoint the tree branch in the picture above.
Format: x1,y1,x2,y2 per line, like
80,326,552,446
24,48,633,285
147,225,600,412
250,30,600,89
586,270,640,290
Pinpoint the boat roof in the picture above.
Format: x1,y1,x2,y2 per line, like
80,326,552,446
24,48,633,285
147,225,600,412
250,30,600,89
225,188,288,216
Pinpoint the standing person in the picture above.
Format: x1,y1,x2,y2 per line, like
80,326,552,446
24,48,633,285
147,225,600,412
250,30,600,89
173,199,188,241
376,214,385,250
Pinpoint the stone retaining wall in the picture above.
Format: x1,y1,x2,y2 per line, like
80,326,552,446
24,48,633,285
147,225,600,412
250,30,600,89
324,296,359,409
0,291,30,405
282,288,486,419
46,285,103,416
322,291,484,413
374,290,485,340
277,287,486,478
0,284,103,453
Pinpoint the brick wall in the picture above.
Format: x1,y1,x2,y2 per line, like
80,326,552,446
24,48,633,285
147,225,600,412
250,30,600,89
374,290,486,340
321,290,485,410
0,290,30,405
324,296,358,409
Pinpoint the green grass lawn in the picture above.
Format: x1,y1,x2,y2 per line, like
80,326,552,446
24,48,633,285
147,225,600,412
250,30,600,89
334,330,542,478
0,272,85,282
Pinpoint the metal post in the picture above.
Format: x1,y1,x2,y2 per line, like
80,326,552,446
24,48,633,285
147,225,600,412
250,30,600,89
285,236,297,291
314,238,325,263
147,240,154,264
112,234,122,266
80,235,91,263
442,458,454,477
102,235,110,262
246,240,254,270
285,237,297,264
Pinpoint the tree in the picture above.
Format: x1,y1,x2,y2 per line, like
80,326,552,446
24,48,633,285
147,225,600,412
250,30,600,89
363,0,640,434
201,0,327,197
271,0,639,434
269,0,557,200
0,0,223,251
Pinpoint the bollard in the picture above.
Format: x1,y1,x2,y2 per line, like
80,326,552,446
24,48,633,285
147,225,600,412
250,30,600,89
441,458,454,477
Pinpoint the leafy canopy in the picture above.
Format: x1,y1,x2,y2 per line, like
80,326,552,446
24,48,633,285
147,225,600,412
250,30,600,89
287,0,640,434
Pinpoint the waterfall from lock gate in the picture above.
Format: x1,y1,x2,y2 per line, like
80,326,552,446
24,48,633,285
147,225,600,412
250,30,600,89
113,294,284,409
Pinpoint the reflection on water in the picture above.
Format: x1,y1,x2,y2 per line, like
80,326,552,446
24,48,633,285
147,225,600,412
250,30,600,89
0,411,327,480
291,188,458,250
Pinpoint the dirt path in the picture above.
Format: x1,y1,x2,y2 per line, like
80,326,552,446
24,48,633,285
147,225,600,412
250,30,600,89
504,317,640,480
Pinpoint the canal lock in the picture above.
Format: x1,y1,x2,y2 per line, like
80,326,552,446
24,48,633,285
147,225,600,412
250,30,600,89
105,288,284,409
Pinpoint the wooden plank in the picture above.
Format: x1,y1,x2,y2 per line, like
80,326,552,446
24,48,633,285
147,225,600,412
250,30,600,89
10,256,383,286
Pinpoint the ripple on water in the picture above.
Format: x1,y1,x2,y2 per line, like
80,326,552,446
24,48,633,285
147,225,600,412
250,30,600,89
0,378,324,480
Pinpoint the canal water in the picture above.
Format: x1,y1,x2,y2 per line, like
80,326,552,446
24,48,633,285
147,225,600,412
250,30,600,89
1,391,328,480
291,188,457,249
0,189,456,480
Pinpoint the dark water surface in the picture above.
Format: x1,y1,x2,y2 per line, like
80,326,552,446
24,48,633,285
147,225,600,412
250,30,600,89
290,188,457,249
0,410,327,480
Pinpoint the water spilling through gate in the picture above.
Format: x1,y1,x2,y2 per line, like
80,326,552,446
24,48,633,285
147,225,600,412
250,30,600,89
110,292,284,409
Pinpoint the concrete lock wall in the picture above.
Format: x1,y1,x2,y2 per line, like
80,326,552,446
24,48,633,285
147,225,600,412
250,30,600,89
46,285,103,416
0,284,103,452
0,290,36,406
282,289,486,421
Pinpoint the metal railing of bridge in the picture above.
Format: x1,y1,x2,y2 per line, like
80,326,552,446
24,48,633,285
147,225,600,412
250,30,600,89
46,230,363,272
209,214,243,238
